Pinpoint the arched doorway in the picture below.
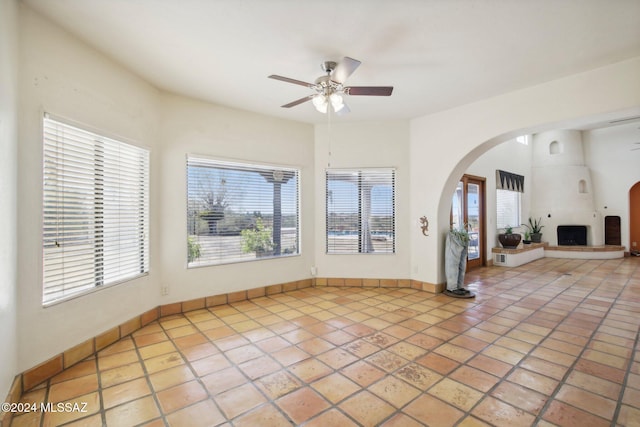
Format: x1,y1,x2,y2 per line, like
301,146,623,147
630,182,640,255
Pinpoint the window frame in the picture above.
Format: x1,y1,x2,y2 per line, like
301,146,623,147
186,155,301,267
42,114,150,306
325,168,396,255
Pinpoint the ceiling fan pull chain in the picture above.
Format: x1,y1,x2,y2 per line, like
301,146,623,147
327,105,332,168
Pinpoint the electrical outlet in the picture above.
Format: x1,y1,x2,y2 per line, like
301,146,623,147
310,266,317,276
633,241,637,247
161,286,169,296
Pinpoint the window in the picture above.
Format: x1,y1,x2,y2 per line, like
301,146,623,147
42,115,149,305
326,169,395,254
187,157,299,266
496,189,521,229
495,169,524,230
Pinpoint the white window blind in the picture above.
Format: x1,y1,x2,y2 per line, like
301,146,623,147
496,189,521,229
42,116,149,305
326,169,395,254
187,157,299,266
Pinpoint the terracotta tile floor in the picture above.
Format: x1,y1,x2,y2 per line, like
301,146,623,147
10,257,640,426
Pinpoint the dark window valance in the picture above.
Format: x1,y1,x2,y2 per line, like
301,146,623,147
496,170,524,193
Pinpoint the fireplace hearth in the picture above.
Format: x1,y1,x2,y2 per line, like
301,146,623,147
557,225,587,246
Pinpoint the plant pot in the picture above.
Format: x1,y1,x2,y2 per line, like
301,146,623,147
200,211,225,235
530,233,542,243
498,233,521,249
523,240,532,245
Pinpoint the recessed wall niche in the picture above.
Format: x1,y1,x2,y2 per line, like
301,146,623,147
549,140,561,155
579,179,588,194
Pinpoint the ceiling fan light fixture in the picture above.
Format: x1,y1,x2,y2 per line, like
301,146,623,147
329,93,344,112
312,94,328,113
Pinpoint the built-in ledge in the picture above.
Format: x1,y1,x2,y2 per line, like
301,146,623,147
493,242,626,267
492,242,547,267
545,244,625,252
492,242,547,254
544,244,625,260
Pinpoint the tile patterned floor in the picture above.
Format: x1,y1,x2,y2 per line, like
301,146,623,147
10,257,640,426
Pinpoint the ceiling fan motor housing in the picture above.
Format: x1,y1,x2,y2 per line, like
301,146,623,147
321,61,337,74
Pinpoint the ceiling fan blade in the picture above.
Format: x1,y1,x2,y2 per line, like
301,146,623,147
332,57,361,84
268,75,315,88
281,95,314,108
345,86,394,96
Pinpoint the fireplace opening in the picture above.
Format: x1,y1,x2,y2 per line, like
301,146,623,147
557,225,587,246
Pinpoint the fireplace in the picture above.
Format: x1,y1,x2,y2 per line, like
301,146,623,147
557,225,587,246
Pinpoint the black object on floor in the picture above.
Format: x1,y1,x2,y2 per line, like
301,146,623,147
444,288,476,299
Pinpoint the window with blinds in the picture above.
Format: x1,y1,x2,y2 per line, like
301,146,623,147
42,116,150,305
326,169,395,254
496,169,523,230
187,157,299,267
496,189,521,229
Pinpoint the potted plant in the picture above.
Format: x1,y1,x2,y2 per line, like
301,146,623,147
498,225,521,249
523,231,532,244
241,218,273,257
444,225,475,298
199,204,225,235
522,217,544,243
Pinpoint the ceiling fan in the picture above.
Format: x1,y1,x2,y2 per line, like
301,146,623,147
268,56,393,115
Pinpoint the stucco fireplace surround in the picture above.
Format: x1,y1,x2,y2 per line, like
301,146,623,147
531,130,602,247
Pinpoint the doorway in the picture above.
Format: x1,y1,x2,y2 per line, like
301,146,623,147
451,175,486,269
604,216,621,246
630,182,640,255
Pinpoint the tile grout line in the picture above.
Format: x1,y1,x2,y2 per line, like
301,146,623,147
9,258,639,427
130,330,170,427
94,355,108,427
375,266,553,425
453,259,593,424
283,287,453,426
182,303,293,425
531,259,635,426
610,260,640,426
311,275,541,426
323,270,556,426
183,296,319,425
269,288,404,426
611,327,640,426
452,258,619,425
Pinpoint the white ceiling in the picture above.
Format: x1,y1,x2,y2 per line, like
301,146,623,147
23,0,640,124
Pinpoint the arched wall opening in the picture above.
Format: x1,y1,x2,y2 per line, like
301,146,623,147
420,106,640,286
410,56,639,286
630,181,640,254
